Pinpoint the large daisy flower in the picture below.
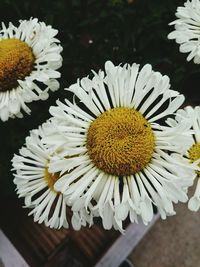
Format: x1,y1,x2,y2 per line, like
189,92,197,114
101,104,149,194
0,18,62,121
12,121,93,230
169,106,200,211
43,61,195,231
168,0,200,64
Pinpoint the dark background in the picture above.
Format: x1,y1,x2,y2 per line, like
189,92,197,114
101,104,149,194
0,0,200,196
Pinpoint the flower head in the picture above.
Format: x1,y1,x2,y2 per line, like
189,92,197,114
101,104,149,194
12,121,93,230
172,106,200,211
0,18,62,121
43,61,194,231
168,0,200,64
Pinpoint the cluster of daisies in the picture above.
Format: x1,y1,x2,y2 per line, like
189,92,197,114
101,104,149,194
1,0,200,232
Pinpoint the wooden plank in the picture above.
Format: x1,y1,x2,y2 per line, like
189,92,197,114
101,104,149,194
0,229,29,267
95,214,159,267
70,224,119,266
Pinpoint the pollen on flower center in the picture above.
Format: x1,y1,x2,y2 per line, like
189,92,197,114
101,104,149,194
86,107,155,176
188,142,200,176
0,38,35,92
44,168,60,192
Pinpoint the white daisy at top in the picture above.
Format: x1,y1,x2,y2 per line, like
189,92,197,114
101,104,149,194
12,121,93,230
0,18,62,121
169,106,200,212
168,0,200,64
43,61,195,232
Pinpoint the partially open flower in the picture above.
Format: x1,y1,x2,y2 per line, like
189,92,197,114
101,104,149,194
0,18,62,121
168,0,200,64
12,122,93,230
44,61,194,232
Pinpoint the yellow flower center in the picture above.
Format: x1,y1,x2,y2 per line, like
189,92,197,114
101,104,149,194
44,168,60,192
0,38,35,91
86,107,155,176
188,142,200,176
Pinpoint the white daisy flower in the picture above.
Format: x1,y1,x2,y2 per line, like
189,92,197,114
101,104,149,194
12,121,93,230
171,106,200,211
0,18,62,121
168,0,200,64
43,61,195,232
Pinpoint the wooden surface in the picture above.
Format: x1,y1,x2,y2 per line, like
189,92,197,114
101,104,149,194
0,197,158,267
0,229,29,267
0,197,118,267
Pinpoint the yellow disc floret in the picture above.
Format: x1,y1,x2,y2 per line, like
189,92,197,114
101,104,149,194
0,38,34,91
44,168,60,192
87,107,155,176
188,142,200,176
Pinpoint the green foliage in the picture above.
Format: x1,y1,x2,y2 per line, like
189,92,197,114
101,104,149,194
0,0,199,195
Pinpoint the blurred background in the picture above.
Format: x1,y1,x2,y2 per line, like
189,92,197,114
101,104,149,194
0,1,200,266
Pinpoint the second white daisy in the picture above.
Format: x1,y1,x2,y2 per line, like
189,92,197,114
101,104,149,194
12,121,94,230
